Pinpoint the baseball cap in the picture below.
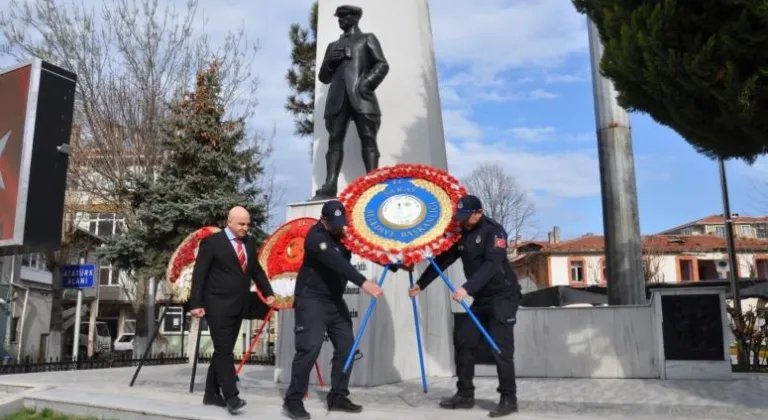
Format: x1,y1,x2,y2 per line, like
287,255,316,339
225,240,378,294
321,200,348,228
455,195,483,222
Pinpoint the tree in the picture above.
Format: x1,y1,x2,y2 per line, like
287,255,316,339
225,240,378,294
461,163,536,245
572,1,768,162
1,0,259,358
99,61,269,356
285,1,319,158
641,236,666,283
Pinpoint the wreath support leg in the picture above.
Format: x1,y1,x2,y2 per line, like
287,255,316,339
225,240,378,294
343,265,390,373
427,257,502,354
129,305,169,387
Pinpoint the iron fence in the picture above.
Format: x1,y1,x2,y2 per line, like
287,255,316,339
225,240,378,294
0,351,275,375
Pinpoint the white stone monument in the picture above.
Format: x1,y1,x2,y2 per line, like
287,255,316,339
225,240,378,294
274,0,464,387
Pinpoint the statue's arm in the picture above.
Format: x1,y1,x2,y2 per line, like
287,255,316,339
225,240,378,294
318,42,336,84
362,34,389,89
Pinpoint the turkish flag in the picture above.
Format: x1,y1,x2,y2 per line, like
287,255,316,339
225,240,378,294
0,64,32,241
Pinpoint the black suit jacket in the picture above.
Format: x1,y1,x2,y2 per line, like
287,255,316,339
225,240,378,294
189,230,274,318
319,27,389,118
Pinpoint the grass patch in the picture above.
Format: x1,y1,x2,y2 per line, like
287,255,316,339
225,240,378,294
3,408,102,420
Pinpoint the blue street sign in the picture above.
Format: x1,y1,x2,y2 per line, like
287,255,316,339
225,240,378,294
62,264,96,289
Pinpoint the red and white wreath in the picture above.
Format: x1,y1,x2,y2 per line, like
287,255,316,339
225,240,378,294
166,226,221,303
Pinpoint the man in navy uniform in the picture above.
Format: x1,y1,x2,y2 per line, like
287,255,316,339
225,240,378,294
409,195,521,418
282,200,384,420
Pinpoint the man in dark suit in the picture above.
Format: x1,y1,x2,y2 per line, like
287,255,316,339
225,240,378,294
189,206,275,414
313,4,390,199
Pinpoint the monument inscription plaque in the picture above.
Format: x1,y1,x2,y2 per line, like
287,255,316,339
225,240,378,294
661,294,725,361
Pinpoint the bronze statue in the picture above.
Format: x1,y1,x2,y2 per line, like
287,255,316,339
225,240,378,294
313,5,389,200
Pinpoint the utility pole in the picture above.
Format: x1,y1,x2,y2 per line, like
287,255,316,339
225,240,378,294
587,19,646,305
718,158,745,364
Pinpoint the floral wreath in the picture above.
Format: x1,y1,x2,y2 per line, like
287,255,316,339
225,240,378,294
338,163,466,266
166,226,221,303
254,217,316,309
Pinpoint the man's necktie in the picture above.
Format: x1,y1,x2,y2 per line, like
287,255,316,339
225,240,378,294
235,239,247,272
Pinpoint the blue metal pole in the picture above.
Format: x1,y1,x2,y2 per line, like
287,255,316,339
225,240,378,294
427,258,501,353
343,265,390,373
409,270,428,393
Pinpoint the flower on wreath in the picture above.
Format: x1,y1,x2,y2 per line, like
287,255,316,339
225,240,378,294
166,226,221,303
338,163,467,266
257,217,317,309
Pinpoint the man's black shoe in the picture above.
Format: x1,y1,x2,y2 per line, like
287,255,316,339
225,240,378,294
282,403,311,420
488,397,518,417
226,396,246,414
202,393,227,407
438,394,475,410
327,396,363,413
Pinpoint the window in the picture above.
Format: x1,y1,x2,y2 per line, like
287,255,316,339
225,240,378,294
758,224,768,239
741,225,756,237
163,307,185,333
10,316,19,343
568,258,585,285
20,253,47,270
715,226,726,237
680,227,694,235
118,334,133,343
160,307,207,334
756,258,768,279
87,213,124,238
99,263,120,286
123,319,136,334
677,257,698,281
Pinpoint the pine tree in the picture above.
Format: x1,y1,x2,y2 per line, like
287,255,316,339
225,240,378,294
285,1,319,157
573,1,768,162
99,61,268,349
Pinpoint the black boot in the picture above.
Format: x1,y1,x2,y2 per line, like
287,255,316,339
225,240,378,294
361,148,380,174
488,396,518,417
282,402,311,420
313,150,343,199
327,395,363,413
438,393,475,410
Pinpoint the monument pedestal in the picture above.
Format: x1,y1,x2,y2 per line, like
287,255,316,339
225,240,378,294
274,201,457,387
274,0,463,387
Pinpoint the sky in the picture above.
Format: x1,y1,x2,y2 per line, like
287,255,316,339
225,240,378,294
3,0,768,242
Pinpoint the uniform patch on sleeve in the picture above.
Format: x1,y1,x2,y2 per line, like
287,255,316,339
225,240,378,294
495,237,507,248
319,242,327,251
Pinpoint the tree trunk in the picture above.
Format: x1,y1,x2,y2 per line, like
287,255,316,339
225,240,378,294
46,253,64,360
132,277,150,358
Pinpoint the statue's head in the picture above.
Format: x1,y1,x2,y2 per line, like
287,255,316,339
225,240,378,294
334,5,362,31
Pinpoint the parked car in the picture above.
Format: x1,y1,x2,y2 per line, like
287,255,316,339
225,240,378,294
113,333,134,354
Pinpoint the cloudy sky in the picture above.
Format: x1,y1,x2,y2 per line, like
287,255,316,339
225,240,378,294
3,0,768,241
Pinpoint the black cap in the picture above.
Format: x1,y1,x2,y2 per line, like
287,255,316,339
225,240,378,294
334,5,362,17
321,200,348,228
455,195,483,221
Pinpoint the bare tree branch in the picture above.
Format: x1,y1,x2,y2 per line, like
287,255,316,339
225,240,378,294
641,236,666,283
461,162,537,244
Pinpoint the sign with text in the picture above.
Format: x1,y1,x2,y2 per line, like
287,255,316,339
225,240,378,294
62,264,96,289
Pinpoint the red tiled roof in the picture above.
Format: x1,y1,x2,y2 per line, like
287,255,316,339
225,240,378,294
660,214,768,233
530,234,768,253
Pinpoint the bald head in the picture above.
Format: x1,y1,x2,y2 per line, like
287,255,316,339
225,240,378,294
227,206,251,238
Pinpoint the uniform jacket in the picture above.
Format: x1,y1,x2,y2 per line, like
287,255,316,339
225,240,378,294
417,216,520,301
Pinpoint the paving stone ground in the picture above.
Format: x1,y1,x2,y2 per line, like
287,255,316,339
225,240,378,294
1,364,766,419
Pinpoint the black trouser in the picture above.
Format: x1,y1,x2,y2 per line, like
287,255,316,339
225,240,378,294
205,315,243,400
284,297,355,405
455,295,518,400
325,96,381,156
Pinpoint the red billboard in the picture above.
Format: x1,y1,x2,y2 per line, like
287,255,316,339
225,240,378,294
0,64,32,243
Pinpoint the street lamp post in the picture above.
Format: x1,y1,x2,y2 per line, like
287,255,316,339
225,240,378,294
718,157,744,364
